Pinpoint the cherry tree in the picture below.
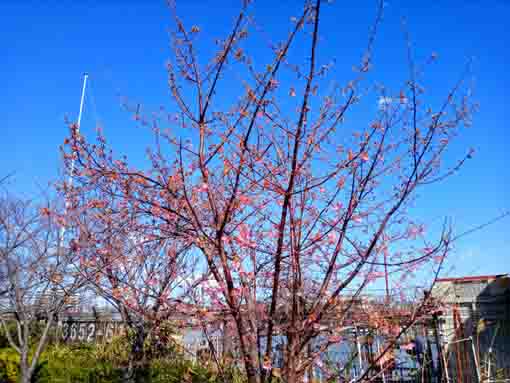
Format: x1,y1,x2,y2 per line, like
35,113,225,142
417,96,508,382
59,175,200,380
0,192,84,383
62,0,475,381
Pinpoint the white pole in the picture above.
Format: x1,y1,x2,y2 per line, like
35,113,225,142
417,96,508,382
70,73,88,185
470,336,481,383
59,73,88,244
487,347,492,383
375,332,386,383
356,329,363,377
487,322,501,383
443,343,450,383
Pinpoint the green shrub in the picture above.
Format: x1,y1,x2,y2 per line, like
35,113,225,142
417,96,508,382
144,321,177,360
93,335,131,366
36,344,123,383
0,348,20,383
0,320,59,351
148,358,228,383
0,336,246,383
0,322,18,350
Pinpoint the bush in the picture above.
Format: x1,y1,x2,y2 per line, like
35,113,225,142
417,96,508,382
144,321,178,360
93,335,131,366
0,322,18,349
0,320,59,350
0,342,247,383
0,322,247,383
33,344,123,383
0,348,19,383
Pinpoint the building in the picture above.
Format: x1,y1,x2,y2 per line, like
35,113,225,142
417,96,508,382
431,274,510,382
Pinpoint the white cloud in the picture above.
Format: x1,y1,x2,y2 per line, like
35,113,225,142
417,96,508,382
378,96,392,110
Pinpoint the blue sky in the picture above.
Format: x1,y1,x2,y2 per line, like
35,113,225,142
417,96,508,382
2,1,508,277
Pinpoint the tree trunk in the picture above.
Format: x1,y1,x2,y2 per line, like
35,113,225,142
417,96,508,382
307,342,314,383
239,331,260,383
228,310,260,383
125,323,147,383
20,351,31,383
20,373,31,383
285,335,298,383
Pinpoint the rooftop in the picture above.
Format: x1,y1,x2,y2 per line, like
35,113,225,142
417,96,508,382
436,274,508,283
